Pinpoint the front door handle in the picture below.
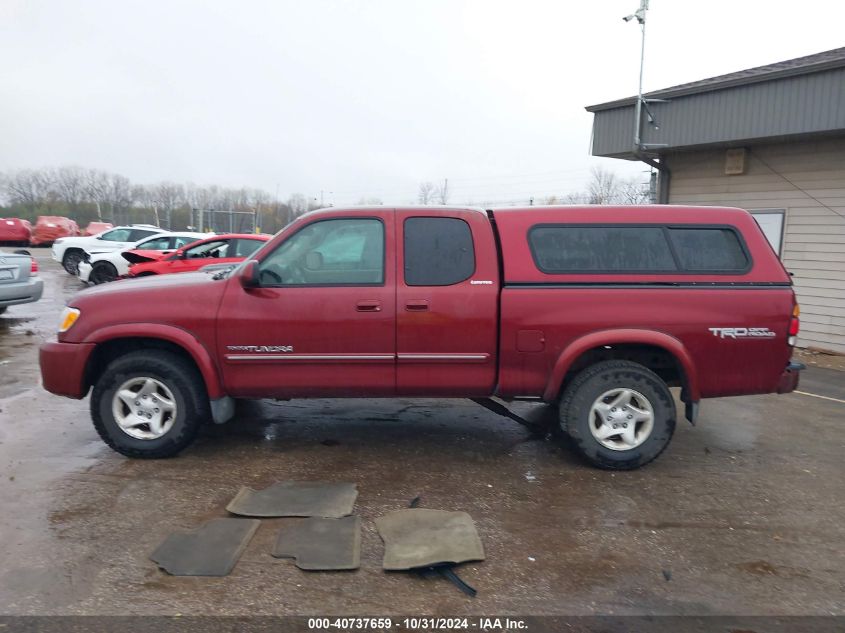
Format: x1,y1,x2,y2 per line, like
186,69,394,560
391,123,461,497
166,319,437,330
356,300,382,312
405,300,429,312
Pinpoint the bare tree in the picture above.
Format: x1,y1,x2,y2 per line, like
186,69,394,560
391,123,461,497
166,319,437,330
560,167,650,205
54,166,87,209
2,169,51,210
435,179,450,205
617,177,650,205
84,170,111,219
287,193,309,218
417,181,436,204
586,167,619,204
154,182,185,229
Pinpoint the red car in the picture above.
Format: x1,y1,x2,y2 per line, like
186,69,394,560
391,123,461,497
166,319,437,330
40,205,802,469
83,221,114,236
126,233,270,277
0,218,32,246
30,216,80,246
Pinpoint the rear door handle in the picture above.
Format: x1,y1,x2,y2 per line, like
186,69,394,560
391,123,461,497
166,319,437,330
356,300,382,312
405,300,429,312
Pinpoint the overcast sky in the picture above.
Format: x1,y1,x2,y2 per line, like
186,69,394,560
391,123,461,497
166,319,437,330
2,0,843,205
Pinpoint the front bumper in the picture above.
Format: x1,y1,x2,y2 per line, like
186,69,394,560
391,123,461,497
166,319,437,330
77,261,93,283
0,277,44,307
39,340,96,399
777,361,805,394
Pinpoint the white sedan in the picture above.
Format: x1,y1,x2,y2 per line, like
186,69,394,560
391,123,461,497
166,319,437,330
78,232,209,284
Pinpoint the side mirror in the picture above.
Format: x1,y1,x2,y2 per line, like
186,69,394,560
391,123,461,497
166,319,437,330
240,260,260,288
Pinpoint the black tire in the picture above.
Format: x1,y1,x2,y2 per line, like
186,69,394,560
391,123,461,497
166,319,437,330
91,350,209,458
559,360,676,470
62,249,84,275
90,261,118,284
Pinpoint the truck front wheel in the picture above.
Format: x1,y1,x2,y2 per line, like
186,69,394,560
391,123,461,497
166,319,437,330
91,350,207,458
559,360,676,470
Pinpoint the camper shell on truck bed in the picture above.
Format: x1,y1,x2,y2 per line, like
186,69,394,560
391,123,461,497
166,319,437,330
40,205,802,469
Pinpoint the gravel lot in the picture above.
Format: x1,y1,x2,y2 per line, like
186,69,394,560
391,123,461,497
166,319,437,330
0,249,843,618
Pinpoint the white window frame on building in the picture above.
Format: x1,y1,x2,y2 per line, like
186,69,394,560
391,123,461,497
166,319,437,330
750,209,786,257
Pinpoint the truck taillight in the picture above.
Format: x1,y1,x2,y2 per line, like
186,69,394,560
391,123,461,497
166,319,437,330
30,258,38,275
788,304,800,346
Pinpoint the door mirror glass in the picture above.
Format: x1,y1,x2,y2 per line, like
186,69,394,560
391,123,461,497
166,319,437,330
240,260,259,288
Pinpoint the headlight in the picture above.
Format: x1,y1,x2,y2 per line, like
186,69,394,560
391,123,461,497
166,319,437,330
58,307,81,333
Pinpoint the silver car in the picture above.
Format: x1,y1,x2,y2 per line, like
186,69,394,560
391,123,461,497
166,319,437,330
0,251,43,315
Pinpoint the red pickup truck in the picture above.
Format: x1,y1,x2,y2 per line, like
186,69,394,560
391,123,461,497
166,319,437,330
40,205,802,469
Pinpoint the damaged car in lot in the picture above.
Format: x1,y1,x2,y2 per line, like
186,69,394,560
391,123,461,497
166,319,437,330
0,249,43,315
78,231,209,284
125,233,270,277
39,205,804,469
52,224,164,275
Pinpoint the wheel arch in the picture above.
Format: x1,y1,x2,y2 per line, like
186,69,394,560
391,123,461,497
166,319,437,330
542,329,699,405
83,325,224,399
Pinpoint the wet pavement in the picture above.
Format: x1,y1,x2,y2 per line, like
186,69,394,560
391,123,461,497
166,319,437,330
0,249,843,616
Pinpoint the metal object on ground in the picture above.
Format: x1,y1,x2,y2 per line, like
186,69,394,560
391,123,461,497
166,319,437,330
375,509,485,570
273,516,361,570
150,518,260,576
226,481,358,518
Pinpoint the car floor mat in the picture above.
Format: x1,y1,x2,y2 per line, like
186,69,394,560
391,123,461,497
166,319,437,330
272,516,361,570
226,482,358,518
375,509,485,570
150,518,260,576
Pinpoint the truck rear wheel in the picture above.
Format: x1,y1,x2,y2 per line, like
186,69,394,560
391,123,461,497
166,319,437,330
559,360,676,470
91,350,207,458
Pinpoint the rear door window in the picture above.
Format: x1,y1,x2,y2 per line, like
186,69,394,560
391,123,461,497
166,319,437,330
231,238,264,258
172,236,199,248
668,228,749,271
404,217,475,286
529,226,677,273
129,229,160,241
139,235,172,250
186,240,228,258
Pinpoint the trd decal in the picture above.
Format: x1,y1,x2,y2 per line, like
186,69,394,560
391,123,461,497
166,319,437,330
708,327,776,339
227,345,294,353
470,280,493,285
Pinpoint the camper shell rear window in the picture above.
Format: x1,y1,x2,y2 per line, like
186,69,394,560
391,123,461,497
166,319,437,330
527,224,751,275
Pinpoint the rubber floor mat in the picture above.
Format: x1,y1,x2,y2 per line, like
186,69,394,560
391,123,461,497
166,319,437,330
226,482,357,518
272,516,361,570
375,509,485,570
150,518,260,576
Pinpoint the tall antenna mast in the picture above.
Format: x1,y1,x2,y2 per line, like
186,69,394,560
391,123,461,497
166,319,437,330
623,0,650,151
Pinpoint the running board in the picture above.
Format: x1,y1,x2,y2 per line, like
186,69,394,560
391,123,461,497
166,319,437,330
470,397,538,429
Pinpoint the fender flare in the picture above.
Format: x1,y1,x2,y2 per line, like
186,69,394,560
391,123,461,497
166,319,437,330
84,323,224,399
542,328,700,403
